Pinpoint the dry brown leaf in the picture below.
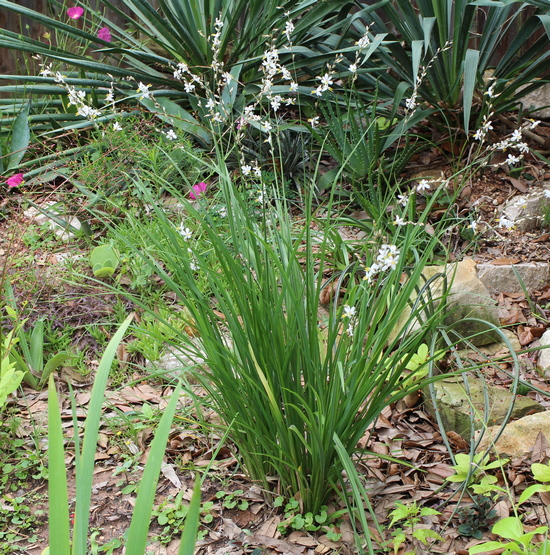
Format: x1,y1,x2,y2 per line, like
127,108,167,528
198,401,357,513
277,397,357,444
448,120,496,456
490,258,521,265
256,515,281,538
251,534,305,554
288,532,317,547
505,176,528,193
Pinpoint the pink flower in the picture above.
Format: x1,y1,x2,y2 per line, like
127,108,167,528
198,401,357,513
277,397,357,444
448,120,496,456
189,182,207,200
6,173,24,188
97,27,111,42
67,6,84,19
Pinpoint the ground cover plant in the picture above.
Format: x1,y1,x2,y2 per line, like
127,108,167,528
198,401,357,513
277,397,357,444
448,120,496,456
2,1,550,554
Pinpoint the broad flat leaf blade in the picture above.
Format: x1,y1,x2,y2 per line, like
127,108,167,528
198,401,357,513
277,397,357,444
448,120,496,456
125,382,182,553
178,478,202,555
7,102,30,170
72,315,133,555
463,49,480,135
47,374,71,555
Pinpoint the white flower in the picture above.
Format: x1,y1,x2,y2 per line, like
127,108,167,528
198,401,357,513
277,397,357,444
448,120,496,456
218,206,227,217
416,179,431,193
529,119,541,130
342,305,356,319
262,79,274,94
179,225,193,240
510,129,522,142
346,322,355,337
376,244,400,271
356,32,371,50
137,82,152,99
405,96,416,110
205,98,216,110
363,263,380,284
394,215,407,226
349,63,357,73
308,116,320,128
253,165,262,178
281,67,292,81
285,97,295,106
173,62,188,79
77,105,101,119
39,64,53,77
165,129,178,140
516,142,529,154
319,73,333,89
397,193,409,207
499,216,515,230
241,165,252,176
506,154,521,165
468,220,479,232
313,85,325,97
473,129,486,141
222,72,232,85
289,82,299,92
284,20,295,41
485,84,496,98
184,82,196,93
112,121,123,131
67,87,86,106
54,72,66,83
256,189,266,203
262,120,273,133
270,95,282,112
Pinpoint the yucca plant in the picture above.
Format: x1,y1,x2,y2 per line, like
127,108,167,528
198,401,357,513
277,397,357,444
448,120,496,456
0,0,361,144
311,87,431,192
350,0,550,134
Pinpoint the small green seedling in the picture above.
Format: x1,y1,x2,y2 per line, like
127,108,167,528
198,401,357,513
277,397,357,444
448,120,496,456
388,501,443,554
519,462,550,505
275,497,343,540
216,489,249,510
447,453,509,494
469,516,550,555
90,244,119,277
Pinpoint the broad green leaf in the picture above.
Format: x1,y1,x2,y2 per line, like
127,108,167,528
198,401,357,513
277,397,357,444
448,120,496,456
125,382,182,553
462,49,480,135
7,102,30,170
469,541,509,554
532,462,550,483
178,478,202,555
72,315,133,555
492,516,523,541
47,374,71,555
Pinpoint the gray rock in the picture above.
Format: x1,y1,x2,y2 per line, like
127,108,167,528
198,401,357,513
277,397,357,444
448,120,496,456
146,341,206,382
390,259,501,346
425,377,544,438
520,83,550,119
476,411,550,456
537,329,550,374
500,190,550,232
477,262,549,294
23,202,81,241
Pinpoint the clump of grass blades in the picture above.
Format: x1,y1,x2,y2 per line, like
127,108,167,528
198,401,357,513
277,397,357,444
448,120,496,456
121,163,454,515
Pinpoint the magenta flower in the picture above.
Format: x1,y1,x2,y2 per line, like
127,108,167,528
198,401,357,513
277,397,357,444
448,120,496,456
97,27,111,42
189,182,207,200
67,6,84,19
6,173,24,188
